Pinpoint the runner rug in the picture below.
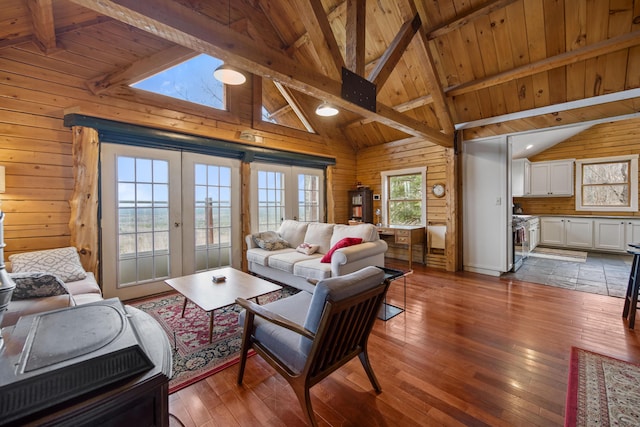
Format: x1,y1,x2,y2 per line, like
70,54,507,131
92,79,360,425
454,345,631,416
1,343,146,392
565,347,640,426
130,286,298,394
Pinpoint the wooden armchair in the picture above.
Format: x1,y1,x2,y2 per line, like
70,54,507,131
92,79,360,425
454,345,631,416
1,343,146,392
236,266,388,426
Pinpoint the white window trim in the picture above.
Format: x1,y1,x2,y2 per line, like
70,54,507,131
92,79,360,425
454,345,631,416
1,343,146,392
575,154,639,212
380,167,427,226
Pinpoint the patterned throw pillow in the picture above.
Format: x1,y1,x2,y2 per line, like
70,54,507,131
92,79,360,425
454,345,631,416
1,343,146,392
9,247,87,282
296,242,319,255
9,272,70,300
252,231,290,251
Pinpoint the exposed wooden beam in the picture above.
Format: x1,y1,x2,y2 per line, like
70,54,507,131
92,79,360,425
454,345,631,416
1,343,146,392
425,0,520,40
345,0,366,75
26,0,57,53
407,1,456,135
446,30,640,98
295,0,345,80
68,0,452,147
0,16,112,50
268,104,293,119
368,13,421,90
86,45,197,95
346,94,434,127
273,81,316,133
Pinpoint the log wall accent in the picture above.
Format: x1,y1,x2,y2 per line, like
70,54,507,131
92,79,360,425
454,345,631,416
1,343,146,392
514,117,640,217
68,126,99,276
0,43,357,266
356,137,453,270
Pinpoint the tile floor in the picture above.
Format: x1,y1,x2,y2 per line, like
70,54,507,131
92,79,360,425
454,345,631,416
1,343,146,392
503,250,633,298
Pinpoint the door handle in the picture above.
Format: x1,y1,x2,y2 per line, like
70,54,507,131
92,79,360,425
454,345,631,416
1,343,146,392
174,222,181,228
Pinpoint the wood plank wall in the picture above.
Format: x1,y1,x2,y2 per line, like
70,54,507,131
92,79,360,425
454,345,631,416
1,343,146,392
357,138,449,269
514,117,640,217
0,42,357,262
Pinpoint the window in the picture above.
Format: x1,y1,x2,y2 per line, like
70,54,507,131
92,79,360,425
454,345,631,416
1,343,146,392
575,155,638,212
131,54,226,110
381,167,427,226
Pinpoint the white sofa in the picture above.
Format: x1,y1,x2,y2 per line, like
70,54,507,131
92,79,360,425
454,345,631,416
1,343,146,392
246,220,387,293
2,247,103,328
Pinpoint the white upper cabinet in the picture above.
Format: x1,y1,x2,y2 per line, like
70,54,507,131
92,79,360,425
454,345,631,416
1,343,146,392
529,160,574,196
512,158,531,197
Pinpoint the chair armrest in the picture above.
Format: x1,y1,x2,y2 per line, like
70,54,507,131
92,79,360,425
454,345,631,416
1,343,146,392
236,297,315,340
331,240,388,266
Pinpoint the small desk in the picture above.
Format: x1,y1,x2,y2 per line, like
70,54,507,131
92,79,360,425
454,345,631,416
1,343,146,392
377,225,426,270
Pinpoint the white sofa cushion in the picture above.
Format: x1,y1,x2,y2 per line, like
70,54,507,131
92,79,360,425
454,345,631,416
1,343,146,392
331,223,379,246
278,220,309,248
268,251,322,273
293,258,332,281
246,248,295,267
303,223,335,254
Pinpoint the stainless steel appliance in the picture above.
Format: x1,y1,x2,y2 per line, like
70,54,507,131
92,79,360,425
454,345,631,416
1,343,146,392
512,216,529,272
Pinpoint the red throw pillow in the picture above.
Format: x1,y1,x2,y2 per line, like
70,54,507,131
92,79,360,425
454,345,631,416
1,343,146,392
320,237,363,263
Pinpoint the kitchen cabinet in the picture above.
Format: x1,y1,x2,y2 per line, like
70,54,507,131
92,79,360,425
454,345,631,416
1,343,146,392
529,160,574,196
594,219,626,251
529,217,540,251
512,158,531,197
625,220,640,247
540,217,593,248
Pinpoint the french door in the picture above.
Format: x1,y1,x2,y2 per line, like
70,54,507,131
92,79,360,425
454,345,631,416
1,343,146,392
250,163,324,232
100,144,240,300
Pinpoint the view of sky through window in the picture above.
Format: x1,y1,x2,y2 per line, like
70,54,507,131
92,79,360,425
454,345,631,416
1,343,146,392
131,54,225,110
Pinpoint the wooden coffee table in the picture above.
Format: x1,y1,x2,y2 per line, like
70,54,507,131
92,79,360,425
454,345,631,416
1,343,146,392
164,267,282,343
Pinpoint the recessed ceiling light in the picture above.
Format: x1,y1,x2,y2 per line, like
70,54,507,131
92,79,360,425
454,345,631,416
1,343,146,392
526,144,534,150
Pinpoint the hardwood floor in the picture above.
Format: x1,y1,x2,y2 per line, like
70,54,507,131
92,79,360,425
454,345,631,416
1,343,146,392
168,261,640,426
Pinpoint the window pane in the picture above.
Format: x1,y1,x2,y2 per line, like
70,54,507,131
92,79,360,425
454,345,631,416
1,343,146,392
583,185,629,206
389,200,422,225
583,162,628,184
390,174,422,199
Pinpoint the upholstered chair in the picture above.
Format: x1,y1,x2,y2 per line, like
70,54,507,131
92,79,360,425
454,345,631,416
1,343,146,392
236,266,388,426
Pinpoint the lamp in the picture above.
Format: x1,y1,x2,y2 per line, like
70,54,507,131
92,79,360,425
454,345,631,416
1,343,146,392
0,165,5,193
213,64,246,85
315,102,339,117
213,0,246,86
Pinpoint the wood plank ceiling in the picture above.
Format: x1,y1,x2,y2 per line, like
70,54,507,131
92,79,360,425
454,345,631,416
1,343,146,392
2,0,639,149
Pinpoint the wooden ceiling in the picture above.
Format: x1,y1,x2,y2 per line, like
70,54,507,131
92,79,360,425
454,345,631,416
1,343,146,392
2,0,639,149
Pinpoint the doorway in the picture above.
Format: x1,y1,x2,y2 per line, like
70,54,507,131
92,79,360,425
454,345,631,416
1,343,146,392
100,144,241,300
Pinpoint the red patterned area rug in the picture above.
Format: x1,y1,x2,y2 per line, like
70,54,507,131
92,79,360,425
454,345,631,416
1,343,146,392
130,286,298,394
565,347,640,426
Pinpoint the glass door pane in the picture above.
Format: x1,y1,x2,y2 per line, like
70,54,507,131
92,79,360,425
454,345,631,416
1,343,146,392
101,144,181,300
194,164,232,270
182,152,241,274
117,156,171,284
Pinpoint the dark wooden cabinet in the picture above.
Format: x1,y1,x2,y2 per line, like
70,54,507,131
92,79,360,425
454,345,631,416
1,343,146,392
349,188,373,223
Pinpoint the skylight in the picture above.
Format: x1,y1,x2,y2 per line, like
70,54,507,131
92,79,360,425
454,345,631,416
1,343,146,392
131,54,225,110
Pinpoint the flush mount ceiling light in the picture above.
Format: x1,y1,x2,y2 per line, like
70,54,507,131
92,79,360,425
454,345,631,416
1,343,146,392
213,64,246,85
315,102,339,117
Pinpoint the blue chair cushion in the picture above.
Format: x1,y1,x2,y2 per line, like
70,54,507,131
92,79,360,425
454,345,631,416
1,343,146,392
301,266,385,353
240,290,313,373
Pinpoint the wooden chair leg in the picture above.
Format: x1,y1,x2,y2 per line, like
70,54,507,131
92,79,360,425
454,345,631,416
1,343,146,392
292,383,318,427
237,313,254,385
358,350,382,393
